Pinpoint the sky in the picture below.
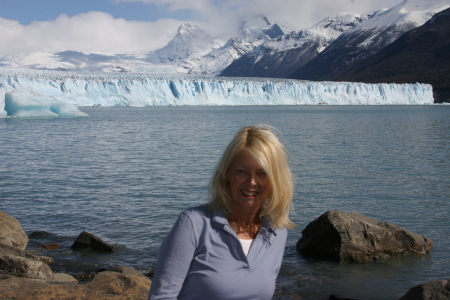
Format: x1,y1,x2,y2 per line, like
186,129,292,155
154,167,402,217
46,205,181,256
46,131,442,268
0,0,403,56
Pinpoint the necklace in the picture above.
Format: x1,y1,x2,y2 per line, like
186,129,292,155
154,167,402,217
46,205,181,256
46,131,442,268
228,218,261,239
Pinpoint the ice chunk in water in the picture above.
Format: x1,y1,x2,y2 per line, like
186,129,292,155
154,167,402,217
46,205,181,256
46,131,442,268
4,91,88,117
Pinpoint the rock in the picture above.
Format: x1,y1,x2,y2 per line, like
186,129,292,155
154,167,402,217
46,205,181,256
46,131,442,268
0,211,28,250
36,243,62,250
143,266,155,278
330,295,361,300
0,274,13,280
296,210,433,263
29,231,53,238
53,273,78,284
0,243,54,281
0,267,151,300
99,265,148,278
71,231,115,252
36,256,55,265
399,279,450,300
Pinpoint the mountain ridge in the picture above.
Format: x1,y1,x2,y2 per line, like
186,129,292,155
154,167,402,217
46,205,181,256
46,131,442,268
0,0,449,102
287,0,449,81
332,6,450,103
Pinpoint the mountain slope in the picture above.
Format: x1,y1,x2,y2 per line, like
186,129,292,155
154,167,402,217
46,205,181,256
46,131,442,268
183,15,285,75
334,7,450,103
220,11,382,78
0,1,449,80
146,23,220,65
289,0,450,81
0,15,287,75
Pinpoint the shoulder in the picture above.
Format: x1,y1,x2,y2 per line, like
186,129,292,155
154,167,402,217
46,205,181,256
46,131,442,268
274,226,287,238
178,205,214,226
180,205,212,218
262,216,288,240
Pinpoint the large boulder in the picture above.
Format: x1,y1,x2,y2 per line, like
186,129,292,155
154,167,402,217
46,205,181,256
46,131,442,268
399,279,450,300
0,211,28,250
296,210,433,263
0,267,151,300
0,243,54,281
71,231,115,252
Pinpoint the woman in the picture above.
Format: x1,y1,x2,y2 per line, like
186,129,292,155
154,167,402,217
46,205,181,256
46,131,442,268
148,125,295,300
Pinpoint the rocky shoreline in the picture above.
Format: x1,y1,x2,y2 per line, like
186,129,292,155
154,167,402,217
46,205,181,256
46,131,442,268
1,210,449,299
0,211,151,299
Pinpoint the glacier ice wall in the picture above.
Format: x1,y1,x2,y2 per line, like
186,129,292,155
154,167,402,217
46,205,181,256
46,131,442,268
0,70,434,114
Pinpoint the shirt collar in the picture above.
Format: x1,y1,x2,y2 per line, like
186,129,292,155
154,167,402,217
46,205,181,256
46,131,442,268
211,208,277,237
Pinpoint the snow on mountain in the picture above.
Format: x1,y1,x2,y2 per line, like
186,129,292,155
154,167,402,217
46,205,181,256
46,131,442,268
147,23,221,66
181,15,285,75
268,11,385,53
0,15,286,76
0,69,433,116
290,0,450,81
0,0,448,79
0,52,71,70
357,0,450,31
220,11,379,78
0,50,178,74
232,15,287,48
349,0,450,47
334,6,450,103
181,38,256,75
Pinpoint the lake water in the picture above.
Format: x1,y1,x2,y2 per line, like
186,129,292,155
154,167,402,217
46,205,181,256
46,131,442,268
1,105,449,300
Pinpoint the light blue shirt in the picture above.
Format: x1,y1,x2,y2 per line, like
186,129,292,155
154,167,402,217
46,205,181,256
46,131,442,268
147,205,287,300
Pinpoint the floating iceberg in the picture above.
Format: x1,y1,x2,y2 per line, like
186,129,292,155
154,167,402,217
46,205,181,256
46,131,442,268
4,91,88,117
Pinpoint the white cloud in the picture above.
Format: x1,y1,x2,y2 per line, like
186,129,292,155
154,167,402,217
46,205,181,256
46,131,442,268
0,12,182,55
0,0,404,56
114,0,212,10
116,0,403,31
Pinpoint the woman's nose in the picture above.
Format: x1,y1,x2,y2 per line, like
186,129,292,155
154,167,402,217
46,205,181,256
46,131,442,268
246,173,257,185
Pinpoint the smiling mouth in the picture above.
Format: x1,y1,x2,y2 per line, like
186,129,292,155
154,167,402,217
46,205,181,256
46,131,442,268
241,190,259,196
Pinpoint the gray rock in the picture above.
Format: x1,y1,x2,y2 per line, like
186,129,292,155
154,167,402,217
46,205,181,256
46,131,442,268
296,210,433,263
0,274,13,280
71,231,115,252
53,273,78,284
0,211,28,251
29,231,53,237
0,243,54,281
399,279,450,300
99,265,147,278
0,266,152,299
36,256,55,265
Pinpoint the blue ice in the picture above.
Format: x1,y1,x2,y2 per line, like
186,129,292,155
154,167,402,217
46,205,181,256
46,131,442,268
4,91,88,118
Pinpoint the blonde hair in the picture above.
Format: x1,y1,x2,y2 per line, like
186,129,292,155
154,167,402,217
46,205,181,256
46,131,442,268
209,125,295,229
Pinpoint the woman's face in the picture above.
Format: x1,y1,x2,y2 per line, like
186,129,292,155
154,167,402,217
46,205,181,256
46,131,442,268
227,149,272,211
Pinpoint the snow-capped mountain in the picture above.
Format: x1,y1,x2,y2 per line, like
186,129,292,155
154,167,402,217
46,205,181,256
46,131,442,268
220,11,383,78
180,37,256,75
289,0,450,80
183,15,285,75
0,15,283,75
333,6,450,103
0,50,176,74
146,23,221,66
0,0,448,79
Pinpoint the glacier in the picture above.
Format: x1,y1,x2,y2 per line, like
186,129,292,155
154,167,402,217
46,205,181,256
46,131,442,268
0,69,434,116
